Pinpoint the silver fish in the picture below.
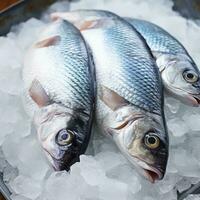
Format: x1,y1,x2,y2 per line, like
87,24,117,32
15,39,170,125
23,20,95,170
125,18,200,106
51,11,200,106
52,10,169,183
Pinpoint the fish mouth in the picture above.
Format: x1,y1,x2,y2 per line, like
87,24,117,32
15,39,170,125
193,96,200,105
187,94,200,106
165,84,200,106
133,156,163,183
142,166,162,183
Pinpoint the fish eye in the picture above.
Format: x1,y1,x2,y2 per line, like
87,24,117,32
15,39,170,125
144,133,160,149
183,70,198,83
56,129,74,146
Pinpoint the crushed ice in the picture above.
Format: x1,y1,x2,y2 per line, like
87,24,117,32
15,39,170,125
0,0,200,199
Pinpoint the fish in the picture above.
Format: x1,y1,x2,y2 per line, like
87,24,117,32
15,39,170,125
23,19,95,171
125,18,200,106
52,10,169,183
51,11,200,106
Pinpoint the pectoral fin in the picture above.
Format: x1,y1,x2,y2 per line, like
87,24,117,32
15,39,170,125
50,11,81,22
29,79,50,107
50,12,112,31
34,35,61,48
75,18,113,31
99,85,128,111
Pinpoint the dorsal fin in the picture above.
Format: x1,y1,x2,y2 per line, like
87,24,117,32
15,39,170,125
50,11,112,31
99,85,128,111
75,18,113,31
34,35,61,48
29,79,50,107
50,12,80,22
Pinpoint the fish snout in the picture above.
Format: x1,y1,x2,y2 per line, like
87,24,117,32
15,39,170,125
143,165,164,183
133,155,167,183
192,94,200,105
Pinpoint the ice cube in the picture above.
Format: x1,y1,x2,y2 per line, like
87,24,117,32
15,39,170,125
95,151,127,172
183,114,200,132
44,171,98,200
176,177,192,193
2,134,21,168
172,148,199,177
10,194,31,200
0,122,14,145
3,164,18,183
17,136,50,181
0,149,8,171
185,194,200,200
167,118,189,137
11,18,46,52
165,97,180,114
157,173,181,194
107,164,141,194
78,155,106,186
190,177,200,185
99,178,128,200
10,175,42,199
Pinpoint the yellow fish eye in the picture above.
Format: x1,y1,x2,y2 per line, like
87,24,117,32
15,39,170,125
144,133,160,149
183,70,198,83
56,129,74,146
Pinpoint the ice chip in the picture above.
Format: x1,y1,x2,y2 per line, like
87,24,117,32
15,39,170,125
10,175,42,199
2,134,21,168
172,148,199,177
157,173,181,194
0,149,8,171
3,164,18,183
165,97,180,114
183,114,200,132
167,118,189,137
79,155,106,185
175,177,192,193
99,178,128,200
95,151,127,172
185,194,200,200
17,136,50,180
11,194,31,200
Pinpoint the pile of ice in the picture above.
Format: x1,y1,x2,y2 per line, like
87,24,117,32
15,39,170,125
0,0,200,199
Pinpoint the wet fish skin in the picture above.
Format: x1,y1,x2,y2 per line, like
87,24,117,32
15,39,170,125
51,10,162,114
85,16,168,183
125,18,200,106
23,20,95,170
52,10,169,182
51,11,200,106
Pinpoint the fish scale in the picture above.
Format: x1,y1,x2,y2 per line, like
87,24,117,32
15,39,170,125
23,20,94,114
126,18,189,56
97,19,162,114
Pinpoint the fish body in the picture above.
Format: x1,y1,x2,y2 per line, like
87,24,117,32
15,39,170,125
52,10,169,182
51,11,200,106
125,18,200,106
23,20,95,170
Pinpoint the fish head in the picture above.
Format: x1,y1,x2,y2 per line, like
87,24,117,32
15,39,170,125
34,104,90,171
28,79,91,170
156,53,200,106
105,106,168,183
